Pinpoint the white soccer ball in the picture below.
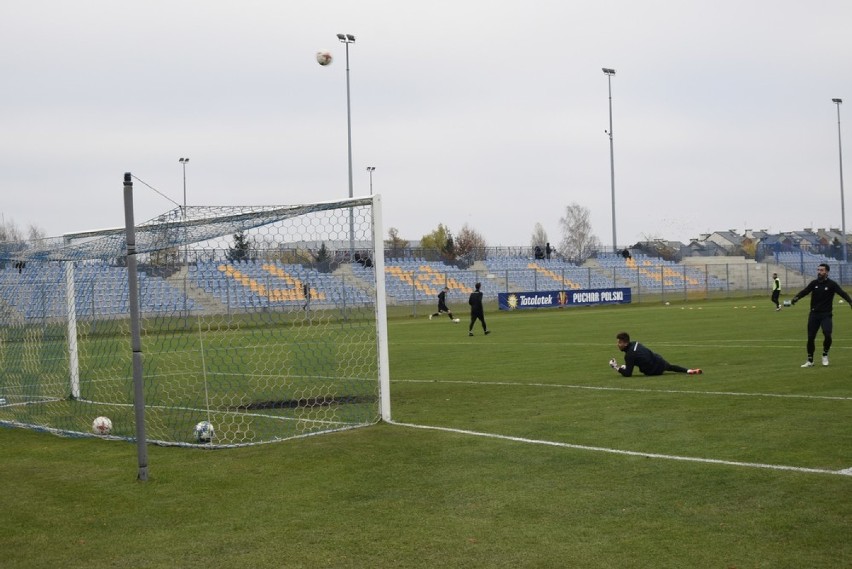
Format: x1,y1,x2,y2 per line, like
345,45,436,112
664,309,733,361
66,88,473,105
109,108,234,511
92,416,112,436
194,420,214,443
453,318,460,323
316,51,333,66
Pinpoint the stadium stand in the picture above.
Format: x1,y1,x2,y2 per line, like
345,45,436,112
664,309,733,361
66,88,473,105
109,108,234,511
774,251,835,273
595,252,727,291
351,260,499,304
0,262,197,320
484,257,613,291
189,259,372,310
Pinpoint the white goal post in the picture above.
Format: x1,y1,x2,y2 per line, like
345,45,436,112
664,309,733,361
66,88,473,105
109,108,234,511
0,174,390,474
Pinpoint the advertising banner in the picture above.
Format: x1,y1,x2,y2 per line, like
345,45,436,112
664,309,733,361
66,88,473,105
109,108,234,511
498,287,631,310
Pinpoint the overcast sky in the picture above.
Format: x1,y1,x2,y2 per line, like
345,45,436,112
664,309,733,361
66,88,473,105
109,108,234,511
2,1,850,250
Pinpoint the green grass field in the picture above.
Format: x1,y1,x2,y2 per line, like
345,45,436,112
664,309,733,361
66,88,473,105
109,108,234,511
1,297,850,568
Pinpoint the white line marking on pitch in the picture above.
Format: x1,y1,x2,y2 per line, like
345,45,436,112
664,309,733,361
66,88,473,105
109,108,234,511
391,421,852,477
396,378,852,401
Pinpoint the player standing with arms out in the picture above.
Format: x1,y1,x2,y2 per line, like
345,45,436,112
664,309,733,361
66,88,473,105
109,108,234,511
790,263,852,367
467,282,490,336
771,272,781,311
430,286,459,322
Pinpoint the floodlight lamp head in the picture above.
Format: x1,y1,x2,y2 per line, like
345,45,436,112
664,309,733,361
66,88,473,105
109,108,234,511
832,98,843,104
336,33,345,40
602,68,616,75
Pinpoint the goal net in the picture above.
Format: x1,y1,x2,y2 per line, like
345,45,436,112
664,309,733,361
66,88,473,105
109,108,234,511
0,188,389,448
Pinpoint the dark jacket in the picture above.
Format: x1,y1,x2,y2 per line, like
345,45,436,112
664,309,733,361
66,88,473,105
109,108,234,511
618,341,668,377
792,277,852,313
437,290,449,311
468,290,484,315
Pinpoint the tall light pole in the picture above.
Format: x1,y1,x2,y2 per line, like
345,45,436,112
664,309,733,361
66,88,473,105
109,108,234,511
179,158,189,214
603,67,617,254
178,157,189,318
832,98,847,265
337,33,356,260
366,166,376,195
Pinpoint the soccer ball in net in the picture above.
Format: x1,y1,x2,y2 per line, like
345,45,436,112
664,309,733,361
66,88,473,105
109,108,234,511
92,416,112,436
194,420,215,443
316,51,333,66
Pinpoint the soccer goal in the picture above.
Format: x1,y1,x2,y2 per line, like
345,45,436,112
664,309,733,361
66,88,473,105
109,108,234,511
0,174,390,456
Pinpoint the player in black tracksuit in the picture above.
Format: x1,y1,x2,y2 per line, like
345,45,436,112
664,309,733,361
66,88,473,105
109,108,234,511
790,263,852,367
467,282,490,336
430,287,455,320
610,332,702,376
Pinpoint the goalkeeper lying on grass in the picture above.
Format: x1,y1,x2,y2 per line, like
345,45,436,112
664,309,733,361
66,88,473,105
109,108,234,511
609,331,702,377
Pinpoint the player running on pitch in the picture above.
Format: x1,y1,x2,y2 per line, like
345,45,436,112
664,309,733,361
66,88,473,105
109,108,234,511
429,287,460,322
609,332,702,377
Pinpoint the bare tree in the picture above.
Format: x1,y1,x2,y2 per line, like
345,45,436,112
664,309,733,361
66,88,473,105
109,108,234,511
0,219,23,243
530,223,548,249
558,203,601,264
27,224,47,242
455,223,487,265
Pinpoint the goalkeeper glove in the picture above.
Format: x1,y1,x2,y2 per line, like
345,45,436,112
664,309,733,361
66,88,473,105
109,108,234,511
609,358,619,370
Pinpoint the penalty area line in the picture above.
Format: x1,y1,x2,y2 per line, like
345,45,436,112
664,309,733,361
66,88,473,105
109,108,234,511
397,378,852,401
389,421,852,477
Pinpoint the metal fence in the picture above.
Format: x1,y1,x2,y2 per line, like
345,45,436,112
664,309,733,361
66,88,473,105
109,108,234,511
382,260,851,314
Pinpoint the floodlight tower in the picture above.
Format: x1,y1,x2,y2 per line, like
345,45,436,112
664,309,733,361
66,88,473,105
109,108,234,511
832,98,847,264
178,157,190,317
179,158,189,214
603,68,617,254
366,166,376,195
337,33,356,259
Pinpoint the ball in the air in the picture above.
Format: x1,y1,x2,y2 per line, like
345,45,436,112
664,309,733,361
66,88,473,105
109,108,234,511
316,51,333,66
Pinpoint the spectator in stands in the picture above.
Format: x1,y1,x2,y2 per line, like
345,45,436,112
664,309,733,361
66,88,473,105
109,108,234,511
621,248,631,260
790,263,852,367
534,245,544,260
545,242,552,260
609,332,702,376
430,287,459,322
468,282,490,336
771,272,781,311
352,252,372,267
